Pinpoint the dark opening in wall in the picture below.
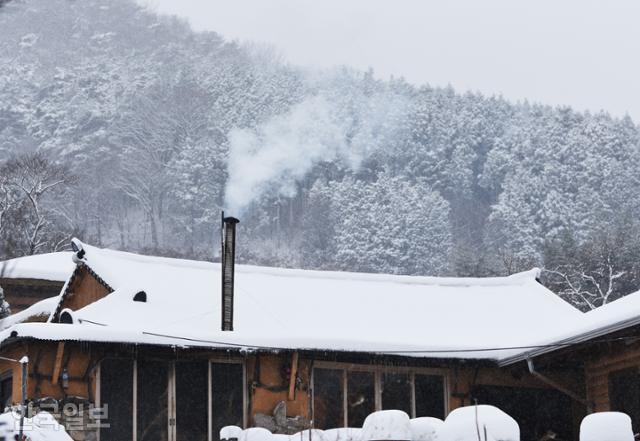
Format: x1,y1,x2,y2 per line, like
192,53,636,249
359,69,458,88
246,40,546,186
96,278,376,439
59,310,73,324
100,359,134,441
212,362,244,441
137,360,169,441
347,371,375,427
313,368,344,429
176,361,208,441
609,368,640,434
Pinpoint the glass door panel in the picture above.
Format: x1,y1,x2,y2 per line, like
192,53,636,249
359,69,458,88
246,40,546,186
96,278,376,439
313,368,345,428
176,361,209,441
137,360,170,441
414,374,445,419
347,371,375,427
100,359,134,441
381,372,412,415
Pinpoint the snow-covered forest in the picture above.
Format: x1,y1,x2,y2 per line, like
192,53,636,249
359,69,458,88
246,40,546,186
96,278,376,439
1,0,640,310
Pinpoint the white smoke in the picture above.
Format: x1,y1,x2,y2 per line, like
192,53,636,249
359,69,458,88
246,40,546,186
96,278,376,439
224,91,408,216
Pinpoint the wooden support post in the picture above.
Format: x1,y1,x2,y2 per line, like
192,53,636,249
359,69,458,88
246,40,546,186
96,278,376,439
288,352,299,401
52,342,65,385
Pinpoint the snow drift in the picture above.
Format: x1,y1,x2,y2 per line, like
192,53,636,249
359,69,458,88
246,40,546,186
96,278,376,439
580,412,634,441
410,417,444,441
438,405,519,441
362,410,411,441
0,410,72,441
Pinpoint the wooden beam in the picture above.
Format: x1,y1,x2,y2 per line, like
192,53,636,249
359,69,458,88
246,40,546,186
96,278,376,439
288,352,299,401
51,342,65,385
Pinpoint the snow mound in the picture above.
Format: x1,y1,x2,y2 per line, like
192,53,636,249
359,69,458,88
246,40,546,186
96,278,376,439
0,410,72,440
362,410,411,441
580,412,634,441
324,427,362,441
221,425,244,440
240,427,274,441
410,417,444,441
290,429,326,441
438,405,519,441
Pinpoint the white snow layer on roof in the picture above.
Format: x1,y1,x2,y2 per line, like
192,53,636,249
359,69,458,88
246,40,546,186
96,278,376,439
0,252,74,282
0,296,58,332
0,242,586,361
501,287,640,364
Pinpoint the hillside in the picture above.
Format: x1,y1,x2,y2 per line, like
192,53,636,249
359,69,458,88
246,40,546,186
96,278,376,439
1,0,640,309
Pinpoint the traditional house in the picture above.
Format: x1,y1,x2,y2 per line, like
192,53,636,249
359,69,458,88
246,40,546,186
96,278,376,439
0,252,74,313
0,222,633,441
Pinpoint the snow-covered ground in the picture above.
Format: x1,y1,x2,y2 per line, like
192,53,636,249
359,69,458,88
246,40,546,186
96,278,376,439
224,408,633,441
0,410,72,441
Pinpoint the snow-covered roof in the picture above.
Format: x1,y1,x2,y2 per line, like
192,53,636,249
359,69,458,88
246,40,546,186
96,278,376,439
0,242,586,362
0,252,74,282
0,296,58,332
500,288,640,365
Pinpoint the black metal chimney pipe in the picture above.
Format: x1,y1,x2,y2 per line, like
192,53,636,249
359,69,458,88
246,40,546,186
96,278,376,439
221,212,240,331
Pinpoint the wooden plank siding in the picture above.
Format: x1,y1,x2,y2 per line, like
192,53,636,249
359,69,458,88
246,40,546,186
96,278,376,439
585,340,640,411
0,278,65,313
55,266,110,318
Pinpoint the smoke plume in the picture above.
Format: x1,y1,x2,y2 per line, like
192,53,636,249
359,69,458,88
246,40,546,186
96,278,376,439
224,91,408,216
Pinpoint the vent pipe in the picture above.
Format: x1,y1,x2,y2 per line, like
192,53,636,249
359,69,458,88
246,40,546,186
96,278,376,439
221,212,240,331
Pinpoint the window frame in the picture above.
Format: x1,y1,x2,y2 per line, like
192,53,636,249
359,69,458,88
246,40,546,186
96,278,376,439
312,361,449,427
97,356,247,441
0,369,13,410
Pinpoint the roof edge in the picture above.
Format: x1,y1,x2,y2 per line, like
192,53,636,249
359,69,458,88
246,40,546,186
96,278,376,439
498,314,640,366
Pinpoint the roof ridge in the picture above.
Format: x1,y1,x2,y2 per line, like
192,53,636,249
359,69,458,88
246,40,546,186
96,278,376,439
81,241,541,287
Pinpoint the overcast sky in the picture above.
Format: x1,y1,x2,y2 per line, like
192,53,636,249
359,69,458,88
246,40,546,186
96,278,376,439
144,0,640,121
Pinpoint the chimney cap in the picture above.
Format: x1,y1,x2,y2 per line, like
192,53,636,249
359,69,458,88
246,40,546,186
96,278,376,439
223,216,240,224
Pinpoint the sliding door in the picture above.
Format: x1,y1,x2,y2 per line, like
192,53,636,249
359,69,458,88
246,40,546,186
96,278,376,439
100,359,134,441
175,361,209,441
211,362,244,441
137,360,170,441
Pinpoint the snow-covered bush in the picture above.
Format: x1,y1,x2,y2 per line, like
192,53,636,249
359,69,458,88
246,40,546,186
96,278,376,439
324,427,362,441
221,425,244,440
410,417,444,441
0,410,72,441
290,429,325,441
240,427,275,441
580,412,634,441
438,405,518,441
362,410,411,441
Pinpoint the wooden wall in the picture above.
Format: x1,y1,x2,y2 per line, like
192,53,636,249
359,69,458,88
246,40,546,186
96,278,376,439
584,340,640,411
0,340,97,405
248,354,310,420
0,278,64,313
26,341,97,402
57,267,110,315
246,354,578,421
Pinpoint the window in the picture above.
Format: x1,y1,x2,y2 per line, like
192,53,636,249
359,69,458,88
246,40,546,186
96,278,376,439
610,368,640,432
312,364,446,429
414,374,445,420
381,372,412,415
347,371,376,427
212,362,245,441
313,368,345,428
100,359,134,441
